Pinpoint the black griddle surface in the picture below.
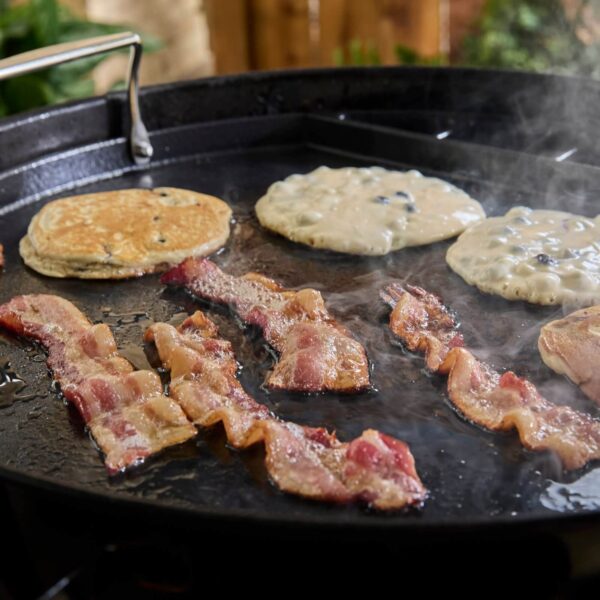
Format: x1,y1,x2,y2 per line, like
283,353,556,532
0,99,599,531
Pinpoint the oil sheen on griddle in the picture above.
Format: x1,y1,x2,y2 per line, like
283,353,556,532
0,357,34,408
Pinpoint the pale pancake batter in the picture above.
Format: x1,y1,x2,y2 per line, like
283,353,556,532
255,166,485,256
446,207,600,305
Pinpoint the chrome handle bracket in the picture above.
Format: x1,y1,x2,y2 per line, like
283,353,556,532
0,32,153,165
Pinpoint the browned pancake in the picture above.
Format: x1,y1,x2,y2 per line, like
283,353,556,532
539,306,600,405
20,187,232,279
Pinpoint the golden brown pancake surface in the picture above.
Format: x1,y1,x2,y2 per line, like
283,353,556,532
20,187,232,279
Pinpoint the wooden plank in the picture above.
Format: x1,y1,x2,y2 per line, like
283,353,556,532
285,0,311,67
378,0,401,64
411,0,440,57
205,0,251,74
382,0,441,59
249,0,286,69
318,0,347,65
346,0,379,42
249,0,311,70
449,0,486,59
318,0,441,67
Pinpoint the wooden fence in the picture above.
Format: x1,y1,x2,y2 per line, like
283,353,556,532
20,0,486,84
205,0,446,73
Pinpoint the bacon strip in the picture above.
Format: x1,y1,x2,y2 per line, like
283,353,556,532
0,295,196,473
145,311,426,510
0,243,4,270
161,258,370,393
381,284,600,470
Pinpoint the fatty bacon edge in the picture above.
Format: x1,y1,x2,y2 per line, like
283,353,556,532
161,257,370,393
0,294,196,473
381,283,600,471
145,310,426,510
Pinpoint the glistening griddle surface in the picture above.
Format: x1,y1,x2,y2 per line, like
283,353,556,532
1,133,599,530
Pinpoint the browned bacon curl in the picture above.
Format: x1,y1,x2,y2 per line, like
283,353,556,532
381,283,600,471
145,311,426,510
0,295,196,473
161,258,370,393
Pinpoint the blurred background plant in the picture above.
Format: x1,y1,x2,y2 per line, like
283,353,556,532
0,0,161,116
333,39,447,67
461,0,600,78
332,0,600,74
332,39,381,67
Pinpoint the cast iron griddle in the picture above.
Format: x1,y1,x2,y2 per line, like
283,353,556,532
1,68,600,530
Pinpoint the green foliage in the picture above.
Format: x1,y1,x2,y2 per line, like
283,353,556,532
333,39,381,66
333,38,445,68
461,0,600,78
333,1,600,77
0,0,162,116
394,44,446,66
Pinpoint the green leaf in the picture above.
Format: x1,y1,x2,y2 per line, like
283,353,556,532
349,39,364,66
31,0,60,46
0,6,35,54
53,76,94,102
516,5,539,30
366,42,381,66
1,75,56,113
0,0,162,115
459,0,600,77
49,54,112,83
395,44,419,65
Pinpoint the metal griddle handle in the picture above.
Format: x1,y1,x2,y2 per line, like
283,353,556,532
0,31,153,165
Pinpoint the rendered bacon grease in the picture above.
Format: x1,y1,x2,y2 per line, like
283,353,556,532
255,166,485,255
145,311,426,510
0,295,196,473
381,284,600,470
161,257,370,393
447,207,600,305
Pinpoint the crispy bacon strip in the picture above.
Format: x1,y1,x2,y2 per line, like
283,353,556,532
145,311,426,510
161,258,370,393
0,243,4,270
381,283,600,470
0,295,196,473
